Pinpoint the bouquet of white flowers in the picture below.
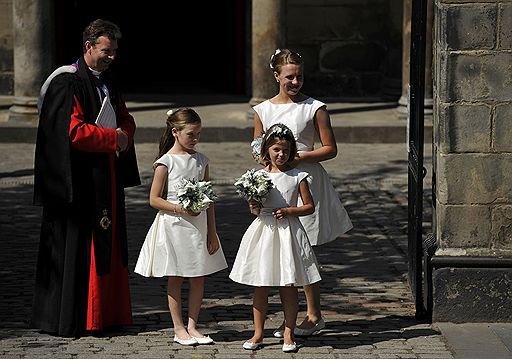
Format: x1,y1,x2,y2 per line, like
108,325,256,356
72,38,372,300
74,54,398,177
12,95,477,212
234,168,274,215
176,178,218,214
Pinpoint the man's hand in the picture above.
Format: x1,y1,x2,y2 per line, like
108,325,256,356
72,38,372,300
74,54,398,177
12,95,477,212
116,128,128,152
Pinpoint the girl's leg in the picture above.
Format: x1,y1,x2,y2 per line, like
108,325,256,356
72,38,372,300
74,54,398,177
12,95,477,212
167,276,191,339
279,286,298,345
297,282,322,329
186,276,205,338
248,287,270,343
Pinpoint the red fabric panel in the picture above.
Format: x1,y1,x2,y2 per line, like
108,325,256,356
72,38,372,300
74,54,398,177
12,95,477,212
86,154,132,331
68,95,117,152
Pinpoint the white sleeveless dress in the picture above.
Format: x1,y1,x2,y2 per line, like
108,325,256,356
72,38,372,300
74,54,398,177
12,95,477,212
134,152,228,277
253,98,353,246
229,168,321,287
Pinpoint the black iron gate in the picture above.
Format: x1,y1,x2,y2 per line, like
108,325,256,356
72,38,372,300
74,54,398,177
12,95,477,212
408,0,428,320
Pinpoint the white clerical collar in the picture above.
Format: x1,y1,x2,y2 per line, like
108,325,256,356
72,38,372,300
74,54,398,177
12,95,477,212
89,68,102,77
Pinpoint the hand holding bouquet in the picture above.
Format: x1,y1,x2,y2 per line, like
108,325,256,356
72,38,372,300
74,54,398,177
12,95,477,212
234,168,273,215
176,178,218,214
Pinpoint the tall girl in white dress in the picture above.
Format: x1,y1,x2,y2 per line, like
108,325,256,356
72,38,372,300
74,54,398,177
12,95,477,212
135,108,227,346
252,49,353,337
230,123,321,353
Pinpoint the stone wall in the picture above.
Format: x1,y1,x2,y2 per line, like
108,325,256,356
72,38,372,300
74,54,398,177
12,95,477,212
286,0,402,99
432,0,512,322
0,0,13,95
0,0,403,99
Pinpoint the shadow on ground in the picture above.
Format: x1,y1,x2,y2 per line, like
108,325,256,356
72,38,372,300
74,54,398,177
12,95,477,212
0,156,434,347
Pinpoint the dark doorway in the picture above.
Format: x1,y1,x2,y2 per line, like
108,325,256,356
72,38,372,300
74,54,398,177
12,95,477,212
54,1,248,96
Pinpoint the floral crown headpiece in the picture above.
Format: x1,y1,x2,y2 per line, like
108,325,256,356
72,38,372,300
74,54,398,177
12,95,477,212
267,123,293,139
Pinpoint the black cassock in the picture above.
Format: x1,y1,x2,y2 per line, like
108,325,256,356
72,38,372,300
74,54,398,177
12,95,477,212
31,57,140,337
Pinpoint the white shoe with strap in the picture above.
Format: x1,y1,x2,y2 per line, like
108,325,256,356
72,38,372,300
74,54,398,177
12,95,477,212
294,318,326,336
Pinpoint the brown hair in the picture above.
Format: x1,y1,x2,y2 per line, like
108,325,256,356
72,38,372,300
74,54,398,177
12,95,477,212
269,48,303,74
260,123,297,167
157,108,202,159
82,19,122,52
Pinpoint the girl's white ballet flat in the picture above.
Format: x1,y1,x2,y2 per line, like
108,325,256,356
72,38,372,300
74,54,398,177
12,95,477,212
192,335,214,344
243,341,263,350
173,335,197,346
282,342,298,352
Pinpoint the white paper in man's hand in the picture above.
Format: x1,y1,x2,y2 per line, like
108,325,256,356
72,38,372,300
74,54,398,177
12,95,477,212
95,96,117,129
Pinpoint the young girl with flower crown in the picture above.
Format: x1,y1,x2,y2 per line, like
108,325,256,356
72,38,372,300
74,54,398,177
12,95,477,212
135,108,227,346
230,123,321,353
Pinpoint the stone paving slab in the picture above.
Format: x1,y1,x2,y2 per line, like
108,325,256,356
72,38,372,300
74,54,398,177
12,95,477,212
436,323,512,359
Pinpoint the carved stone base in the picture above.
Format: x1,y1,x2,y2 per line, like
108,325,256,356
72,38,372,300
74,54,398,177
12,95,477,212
396,95,433,120
8,96,38,123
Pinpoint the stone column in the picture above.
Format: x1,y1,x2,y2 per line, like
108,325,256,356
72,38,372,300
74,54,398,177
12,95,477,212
0,0,14,96
432,0,512,322
8,0,54,123
397,0,433,119
248,0,285,119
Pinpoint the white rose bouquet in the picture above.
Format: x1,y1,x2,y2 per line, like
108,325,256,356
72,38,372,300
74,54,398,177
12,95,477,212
176,178,218,214
234,168,274,215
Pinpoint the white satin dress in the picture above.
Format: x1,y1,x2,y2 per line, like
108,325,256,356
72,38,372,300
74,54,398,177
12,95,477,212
253,98,353,246
229,168,321,287
135,152,228,278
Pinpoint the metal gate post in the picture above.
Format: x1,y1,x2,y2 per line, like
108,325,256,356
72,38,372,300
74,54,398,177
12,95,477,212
407,0,428,320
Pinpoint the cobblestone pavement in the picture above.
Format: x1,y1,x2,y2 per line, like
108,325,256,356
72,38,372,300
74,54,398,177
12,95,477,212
0,142,455,358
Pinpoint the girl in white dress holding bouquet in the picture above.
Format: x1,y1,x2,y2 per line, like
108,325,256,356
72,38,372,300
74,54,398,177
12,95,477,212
135,108,227,346
252,48,353,337
230,123,321,353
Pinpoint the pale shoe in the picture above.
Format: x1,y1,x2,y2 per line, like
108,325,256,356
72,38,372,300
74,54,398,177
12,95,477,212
273,321,285,338
282,342,298,352
173,335,197,346
192,335,214,345
273,329,284,338
294,318,326,336
243,341,263,350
